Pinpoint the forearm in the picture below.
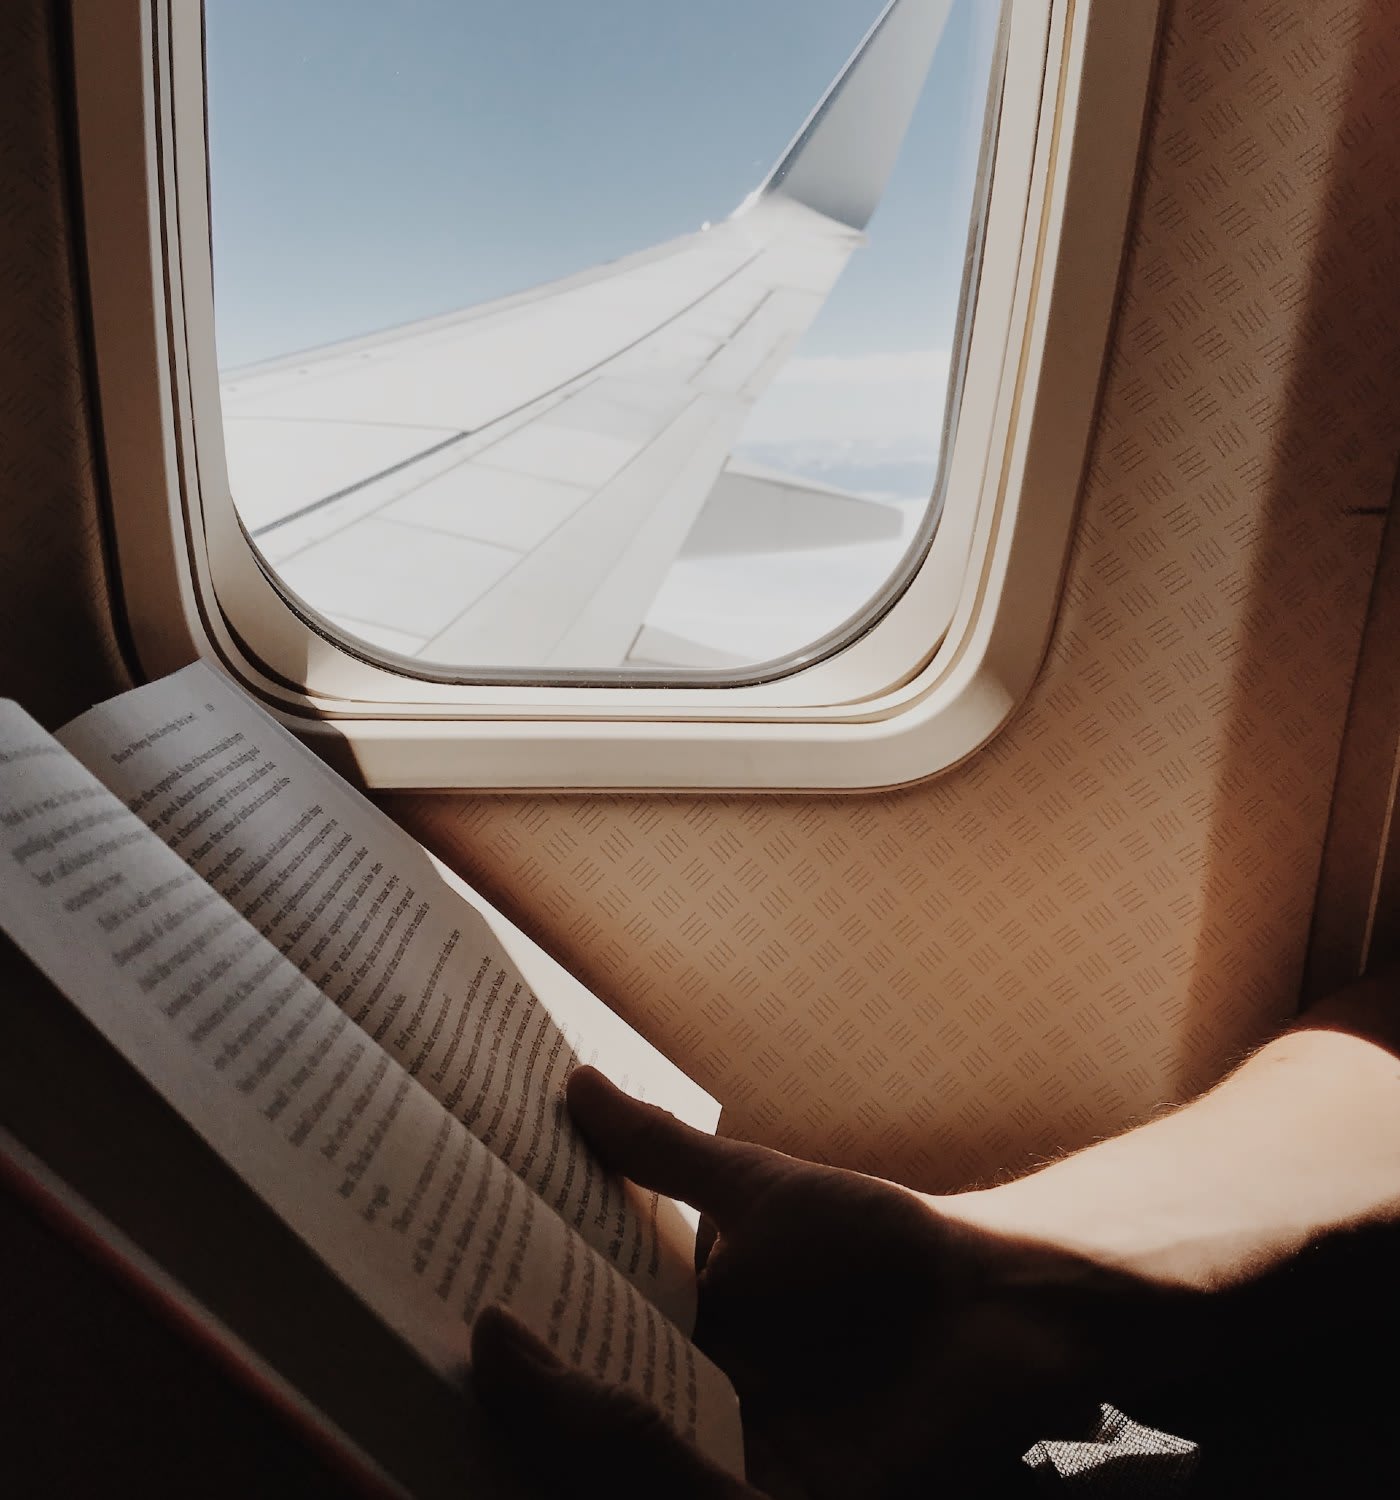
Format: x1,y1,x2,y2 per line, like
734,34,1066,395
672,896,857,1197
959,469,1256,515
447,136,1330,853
943,973,1400,1291
925,973,1400,1418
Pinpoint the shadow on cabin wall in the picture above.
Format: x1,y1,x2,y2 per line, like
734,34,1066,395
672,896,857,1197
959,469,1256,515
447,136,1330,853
387,0,1400,1190
0,3,132,727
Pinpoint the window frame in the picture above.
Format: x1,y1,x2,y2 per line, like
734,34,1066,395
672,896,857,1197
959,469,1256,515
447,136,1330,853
70,0,1161,791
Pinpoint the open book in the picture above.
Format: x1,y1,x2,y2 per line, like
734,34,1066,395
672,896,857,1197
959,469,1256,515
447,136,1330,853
0,664,744,1494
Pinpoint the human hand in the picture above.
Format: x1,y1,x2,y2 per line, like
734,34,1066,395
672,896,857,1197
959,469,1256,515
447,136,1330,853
473,1067,1166,1498
472,1304,759,1499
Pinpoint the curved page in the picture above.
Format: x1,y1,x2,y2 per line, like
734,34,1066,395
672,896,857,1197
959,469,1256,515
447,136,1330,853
58,664,710,1331
0,704,743,1477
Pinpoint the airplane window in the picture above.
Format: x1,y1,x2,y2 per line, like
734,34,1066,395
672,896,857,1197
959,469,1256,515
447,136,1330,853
204,0,1003,680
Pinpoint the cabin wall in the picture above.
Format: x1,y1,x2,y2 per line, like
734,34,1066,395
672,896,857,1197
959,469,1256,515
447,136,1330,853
0,3,131,727
2,0,1400,1191
387,0,1400,1186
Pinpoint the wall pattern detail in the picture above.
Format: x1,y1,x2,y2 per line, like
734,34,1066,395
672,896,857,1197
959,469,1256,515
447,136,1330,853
388,0,1400,1187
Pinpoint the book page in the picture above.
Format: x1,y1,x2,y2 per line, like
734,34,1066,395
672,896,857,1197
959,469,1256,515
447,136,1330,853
57,664,709,1331
0,704,743,1477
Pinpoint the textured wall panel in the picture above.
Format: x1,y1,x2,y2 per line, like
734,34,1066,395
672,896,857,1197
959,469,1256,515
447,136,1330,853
387,0,1400,1188
0,2,130,727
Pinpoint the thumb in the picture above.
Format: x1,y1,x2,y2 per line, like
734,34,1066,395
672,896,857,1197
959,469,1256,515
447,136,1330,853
566,1067,778,1225
470,1306,757,1499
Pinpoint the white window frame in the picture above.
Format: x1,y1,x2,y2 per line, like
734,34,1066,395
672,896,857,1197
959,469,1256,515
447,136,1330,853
69,0,1160,791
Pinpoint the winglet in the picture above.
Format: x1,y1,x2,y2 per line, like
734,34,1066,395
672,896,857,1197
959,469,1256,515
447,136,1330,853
746,0,954,231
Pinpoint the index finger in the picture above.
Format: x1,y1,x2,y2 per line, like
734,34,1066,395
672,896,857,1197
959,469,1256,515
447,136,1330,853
567,1067,779,1226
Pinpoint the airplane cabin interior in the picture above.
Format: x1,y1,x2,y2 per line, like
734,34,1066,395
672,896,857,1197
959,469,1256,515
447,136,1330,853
3,0,1400,1495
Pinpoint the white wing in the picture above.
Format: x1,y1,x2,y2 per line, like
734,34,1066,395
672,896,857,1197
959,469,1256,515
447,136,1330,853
221,0,952,668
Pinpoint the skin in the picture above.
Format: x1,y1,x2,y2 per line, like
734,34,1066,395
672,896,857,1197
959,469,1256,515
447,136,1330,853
471,972,1400,1498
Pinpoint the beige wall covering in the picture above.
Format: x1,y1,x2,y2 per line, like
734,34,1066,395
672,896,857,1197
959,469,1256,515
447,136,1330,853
387,0,1400,1188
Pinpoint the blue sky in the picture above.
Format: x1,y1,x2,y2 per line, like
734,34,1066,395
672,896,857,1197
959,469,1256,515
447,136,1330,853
205,0,996,376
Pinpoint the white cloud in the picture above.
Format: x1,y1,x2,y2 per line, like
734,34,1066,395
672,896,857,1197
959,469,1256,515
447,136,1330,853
772,348,951,387
737,346,951,452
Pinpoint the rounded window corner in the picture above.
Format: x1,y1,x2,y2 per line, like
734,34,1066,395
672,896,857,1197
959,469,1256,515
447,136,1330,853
72,0,1160,792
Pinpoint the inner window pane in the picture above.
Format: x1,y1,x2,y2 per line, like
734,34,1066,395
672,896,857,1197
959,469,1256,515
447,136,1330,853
204,0,1002,679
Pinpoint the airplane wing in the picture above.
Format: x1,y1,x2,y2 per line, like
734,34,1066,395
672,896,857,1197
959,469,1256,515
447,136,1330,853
220,0,952,669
